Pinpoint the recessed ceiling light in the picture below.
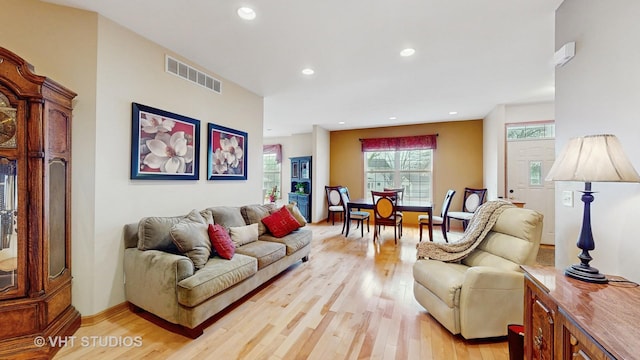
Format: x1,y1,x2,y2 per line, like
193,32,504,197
389,116,397,120
301,68,315,75
237,7,256,20
338,121,345,125
400,48,415,57
449,111,458,115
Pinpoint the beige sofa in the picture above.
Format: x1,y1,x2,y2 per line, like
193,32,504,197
123,204,311,337
413,206,543,339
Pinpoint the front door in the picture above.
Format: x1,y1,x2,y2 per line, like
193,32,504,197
506,138,555,245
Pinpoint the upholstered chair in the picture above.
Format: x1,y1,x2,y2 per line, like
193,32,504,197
413,206,543,339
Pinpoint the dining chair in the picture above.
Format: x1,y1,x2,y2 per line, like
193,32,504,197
372,190,402,244
418,189,456,242
383,187,405,236
447,187,487,231
340,188,370,237
325,185,345,225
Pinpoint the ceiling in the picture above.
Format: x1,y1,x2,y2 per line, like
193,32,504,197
43,0,563,137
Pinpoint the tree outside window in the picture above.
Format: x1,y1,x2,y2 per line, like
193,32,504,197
364,149,433,203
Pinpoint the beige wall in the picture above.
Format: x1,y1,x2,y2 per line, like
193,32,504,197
329,120,483,225
2,0,264,315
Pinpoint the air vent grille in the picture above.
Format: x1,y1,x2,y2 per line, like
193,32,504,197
166,55,222,94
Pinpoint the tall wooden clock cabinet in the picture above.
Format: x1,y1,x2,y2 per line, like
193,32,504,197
0,48,80,358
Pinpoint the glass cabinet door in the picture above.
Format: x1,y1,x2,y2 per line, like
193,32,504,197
0,94,21,298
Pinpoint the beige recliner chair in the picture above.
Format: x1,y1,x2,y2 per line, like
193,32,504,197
413,206,543,339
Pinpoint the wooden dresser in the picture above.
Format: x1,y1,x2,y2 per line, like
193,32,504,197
522,265,640,359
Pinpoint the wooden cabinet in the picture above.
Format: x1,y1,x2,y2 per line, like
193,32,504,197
289,156,311,222
0,48,80,359
523,266,640,359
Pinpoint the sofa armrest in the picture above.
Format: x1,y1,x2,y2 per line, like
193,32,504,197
124,248,194,324
459,266,524,339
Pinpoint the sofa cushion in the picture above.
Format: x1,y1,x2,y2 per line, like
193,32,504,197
235,240,286,269
261,206,301,237
285,203,307,227
170,210,213,270
241,204,277,236
208,224,235,260
413,259,469,308
259,228,312,255
208,206,246,230
229,223,259,246
177,254,257,307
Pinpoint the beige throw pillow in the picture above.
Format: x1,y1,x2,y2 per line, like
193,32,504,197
229,223,259,246
286,203,307,227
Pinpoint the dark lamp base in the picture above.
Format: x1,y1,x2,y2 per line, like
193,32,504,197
565,264,608,284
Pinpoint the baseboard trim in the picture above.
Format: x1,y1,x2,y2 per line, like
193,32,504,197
81,302,129,327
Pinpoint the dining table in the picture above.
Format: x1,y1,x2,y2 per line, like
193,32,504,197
345,198,434,241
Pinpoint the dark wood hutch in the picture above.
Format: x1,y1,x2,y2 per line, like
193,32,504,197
0,47,80,359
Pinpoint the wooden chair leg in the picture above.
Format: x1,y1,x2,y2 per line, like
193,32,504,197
393,225,397,244
442,225,448,243
419,223,423,242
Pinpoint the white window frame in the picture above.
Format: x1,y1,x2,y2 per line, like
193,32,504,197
364,149,433,203
263,153,281,202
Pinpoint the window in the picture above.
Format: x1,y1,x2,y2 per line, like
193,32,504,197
364,149,433,203
263,153,281,202
529,161,542,186
506,123,555,140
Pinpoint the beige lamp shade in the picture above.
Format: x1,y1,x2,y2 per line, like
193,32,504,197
546,134,640,183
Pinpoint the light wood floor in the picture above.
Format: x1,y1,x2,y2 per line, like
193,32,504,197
55,222,509,360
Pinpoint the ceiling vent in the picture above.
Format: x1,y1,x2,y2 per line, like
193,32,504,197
165,55,222,94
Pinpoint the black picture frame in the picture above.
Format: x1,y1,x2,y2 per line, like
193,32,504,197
207,123,248,180
130,103,200,180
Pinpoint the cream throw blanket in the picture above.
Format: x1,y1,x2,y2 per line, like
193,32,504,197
416,200,514,262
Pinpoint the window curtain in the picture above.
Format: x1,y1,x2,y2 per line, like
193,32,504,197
360,134,437,152
263,144,282,163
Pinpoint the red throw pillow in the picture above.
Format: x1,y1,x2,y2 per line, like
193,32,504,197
262,206,301,238
208,224,235,260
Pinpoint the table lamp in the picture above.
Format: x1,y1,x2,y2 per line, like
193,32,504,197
545,134,640,283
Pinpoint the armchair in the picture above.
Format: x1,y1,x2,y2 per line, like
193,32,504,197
413,205,543,339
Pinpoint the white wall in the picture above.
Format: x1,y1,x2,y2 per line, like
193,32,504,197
555,0,640,282
312,126,330,223
483,104,506,201
2,0,265,315
483,102,554,200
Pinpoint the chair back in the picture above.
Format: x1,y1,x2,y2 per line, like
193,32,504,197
339,187,351,208
372,191,399,224
462,188,487,213
325,186,343,207
440,190,456,218
383,187,404,201
462,207,543,271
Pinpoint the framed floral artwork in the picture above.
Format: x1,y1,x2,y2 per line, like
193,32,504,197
207,123,247,180
130,103,200,180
